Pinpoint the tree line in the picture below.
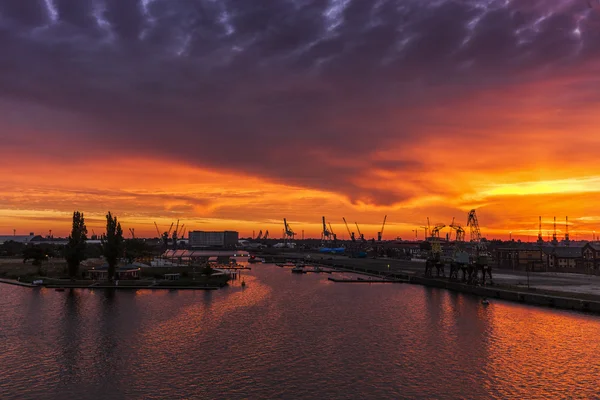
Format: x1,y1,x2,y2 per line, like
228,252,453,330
1,211,154,281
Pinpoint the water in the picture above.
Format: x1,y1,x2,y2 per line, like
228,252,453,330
2,264,600,399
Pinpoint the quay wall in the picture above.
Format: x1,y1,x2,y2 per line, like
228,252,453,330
312,259,600,314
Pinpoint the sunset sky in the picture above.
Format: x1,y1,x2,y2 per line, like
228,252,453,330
1,0,600,240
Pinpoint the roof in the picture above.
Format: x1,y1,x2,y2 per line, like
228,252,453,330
552,247,582,258
584,243,600,252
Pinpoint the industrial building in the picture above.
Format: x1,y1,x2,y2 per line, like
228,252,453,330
189,231,239,248
0,233,35,245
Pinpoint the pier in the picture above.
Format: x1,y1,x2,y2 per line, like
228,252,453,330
327,277,406,283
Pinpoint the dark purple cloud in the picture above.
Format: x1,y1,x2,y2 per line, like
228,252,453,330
0,0,598,205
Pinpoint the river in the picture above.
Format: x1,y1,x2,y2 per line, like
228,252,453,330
1,264,599,399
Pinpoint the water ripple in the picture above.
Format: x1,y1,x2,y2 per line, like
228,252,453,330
1,266,599,399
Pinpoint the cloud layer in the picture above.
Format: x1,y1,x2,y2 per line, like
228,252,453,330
1,0,600,237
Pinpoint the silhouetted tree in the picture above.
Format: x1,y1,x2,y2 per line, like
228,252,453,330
124,239,150,264
65,211,87,279
102,212,124,281
23,246,47,266
84,243,103,259
0,240,26,257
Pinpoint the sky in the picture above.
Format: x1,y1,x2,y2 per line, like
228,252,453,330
1,0,600,240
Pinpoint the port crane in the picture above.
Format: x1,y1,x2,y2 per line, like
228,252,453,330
263,230,269,240
431,223,446,239
377,215,387,242
420,218,431,240
256,230,263,240
283,218,295,244
321,216,333,244
467,209,491,283
154,221,170,249
430,223,445,258
355,222,366,242
343,217,355,242
329,223,336,241
129,228,135,239
171,220,180,250
449,217,465,242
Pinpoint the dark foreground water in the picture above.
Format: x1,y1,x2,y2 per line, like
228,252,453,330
2,265,600,399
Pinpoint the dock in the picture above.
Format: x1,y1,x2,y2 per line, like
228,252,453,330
328,277,406,283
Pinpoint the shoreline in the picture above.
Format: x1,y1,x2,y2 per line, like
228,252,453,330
316,261,600,314
0,278,222,291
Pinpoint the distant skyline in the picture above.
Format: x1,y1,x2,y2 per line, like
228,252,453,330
1,0,600,240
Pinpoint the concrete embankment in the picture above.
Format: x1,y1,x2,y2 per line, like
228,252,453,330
0,278,221,291
314,260,600,314
408,276,600,314
0,278,37,287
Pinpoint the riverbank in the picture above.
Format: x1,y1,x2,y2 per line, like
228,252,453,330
315,259,600,314
0,277,226,291
0,278,222,290
0,277,37,287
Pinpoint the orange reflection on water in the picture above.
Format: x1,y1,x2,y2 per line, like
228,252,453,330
137,275,272,351
484,304,600,398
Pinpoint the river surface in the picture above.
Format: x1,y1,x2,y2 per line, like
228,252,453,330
1,264,600,399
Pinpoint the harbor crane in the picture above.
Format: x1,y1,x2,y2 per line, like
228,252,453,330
171,220,180,250
420,218,431,240
467,209,492,284
355,222,366,242
328,223,336,242
263,230,269,240
377,215,387,242
343,217,355,242
449,217,465,242
129,228,135,239
321,216,333,244
283,218,295,243
431,223,446,239
256,230,263,240
154,222,161,238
